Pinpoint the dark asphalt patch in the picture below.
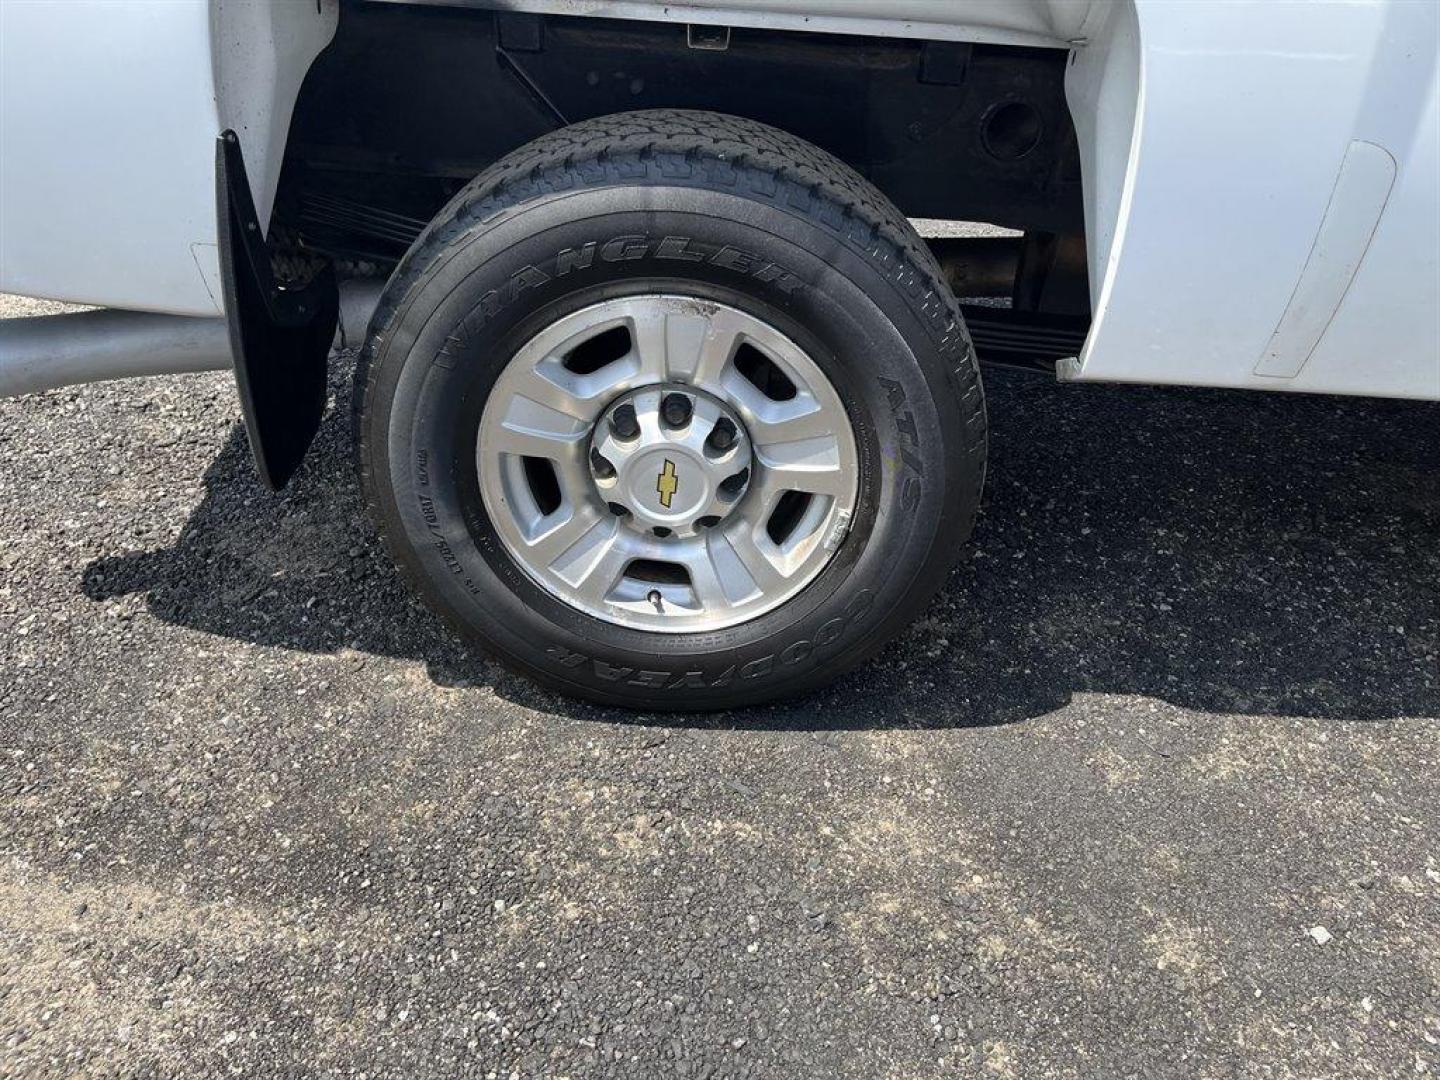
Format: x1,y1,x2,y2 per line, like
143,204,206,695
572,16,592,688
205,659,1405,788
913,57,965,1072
1,353,1436,1078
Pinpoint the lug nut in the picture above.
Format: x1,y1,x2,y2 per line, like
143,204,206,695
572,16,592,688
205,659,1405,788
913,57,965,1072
590,448,615,480
707,417,737,453
661,393,693,428
610,403,640,440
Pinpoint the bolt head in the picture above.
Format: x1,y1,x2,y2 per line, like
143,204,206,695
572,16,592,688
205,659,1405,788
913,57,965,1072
661,393,692,428
610,403,640,439
708,418,736,451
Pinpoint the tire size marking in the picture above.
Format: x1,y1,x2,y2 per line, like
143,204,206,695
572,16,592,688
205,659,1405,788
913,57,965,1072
414,487,486,600
433,235,804,369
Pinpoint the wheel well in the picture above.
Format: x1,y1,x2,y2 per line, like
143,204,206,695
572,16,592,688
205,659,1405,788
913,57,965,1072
272,3,1086,274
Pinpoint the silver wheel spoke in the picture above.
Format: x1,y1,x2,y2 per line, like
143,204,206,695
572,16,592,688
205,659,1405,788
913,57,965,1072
563,530,632,608
630,305,745,387
489,417,589,463
525,504,608,568
752,436,850,500
627,309,672,383
485,388,594,495
725,384,835,446
687,309,748,387
514,365,595,420
720,526,790,596
683,539,738,612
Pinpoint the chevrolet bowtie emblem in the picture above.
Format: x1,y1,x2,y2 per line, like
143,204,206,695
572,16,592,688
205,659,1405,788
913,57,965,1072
656,459,679,508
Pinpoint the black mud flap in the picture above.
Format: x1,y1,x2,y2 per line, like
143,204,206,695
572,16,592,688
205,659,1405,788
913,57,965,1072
216,130,338,491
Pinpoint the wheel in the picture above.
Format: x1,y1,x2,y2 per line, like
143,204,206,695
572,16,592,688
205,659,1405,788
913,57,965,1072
355,110,985,709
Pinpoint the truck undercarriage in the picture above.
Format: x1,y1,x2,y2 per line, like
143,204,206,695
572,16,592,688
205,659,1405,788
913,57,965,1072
272,3,1093,337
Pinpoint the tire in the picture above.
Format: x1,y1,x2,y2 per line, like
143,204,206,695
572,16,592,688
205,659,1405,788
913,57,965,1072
355,110,986,710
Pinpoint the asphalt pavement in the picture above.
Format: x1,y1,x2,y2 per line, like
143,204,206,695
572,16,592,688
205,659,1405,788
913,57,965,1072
1,292,1437,1078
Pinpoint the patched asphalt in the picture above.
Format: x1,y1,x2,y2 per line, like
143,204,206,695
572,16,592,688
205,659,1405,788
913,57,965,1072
1,294,1437,1078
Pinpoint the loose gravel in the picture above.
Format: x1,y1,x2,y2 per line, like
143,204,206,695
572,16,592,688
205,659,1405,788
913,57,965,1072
1,293,1437,1078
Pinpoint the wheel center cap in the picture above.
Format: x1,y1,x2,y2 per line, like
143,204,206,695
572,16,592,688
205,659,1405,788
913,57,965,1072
590,384,753,537
628,448,709,520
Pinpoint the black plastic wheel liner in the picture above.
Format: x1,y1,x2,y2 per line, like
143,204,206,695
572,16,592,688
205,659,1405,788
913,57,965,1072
216,131,338,491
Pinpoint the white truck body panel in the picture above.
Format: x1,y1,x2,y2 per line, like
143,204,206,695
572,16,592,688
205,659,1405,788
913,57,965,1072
1,0,1436,399
1064,0,1440,400
0,0,333,317
0,0,224,315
